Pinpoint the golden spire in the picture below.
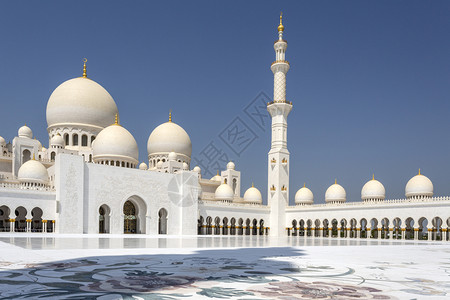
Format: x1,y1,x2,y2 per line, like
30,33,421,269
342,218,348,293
335,178,337,184
252,182,254,188
418,168,421,175
114,113,119,125
217,170,220,176
82,58,87,78
303,182,306,188
32,153,35,160
169,110,172,122
278,12,284,32
372,173,375,180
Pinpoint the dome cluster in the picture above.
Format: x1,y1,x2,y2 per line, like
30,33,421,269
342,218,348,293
294,170,434,205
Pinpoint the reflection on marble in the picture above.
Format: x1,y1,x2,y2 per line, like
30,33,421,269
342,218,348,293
0,234,449,299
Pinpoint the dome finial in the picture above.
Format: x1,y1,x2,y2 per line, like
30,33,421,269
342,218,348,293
372,173,375,180
418,168,421,175
303,182,306,188
278,12,284,32
169,109,172,122
114,113,119,125
335,178,337,184
252,182,254,187
82,58,87,78
32,153,35,160
217,170,220,176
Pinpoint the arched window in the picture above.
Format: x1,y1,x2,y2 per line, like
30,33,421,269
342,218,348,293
64,134,69,146
89,154,92,162
73,134,78,146
51,152,56,161
22,149,31,163
232,178,237,193
81,135,88,146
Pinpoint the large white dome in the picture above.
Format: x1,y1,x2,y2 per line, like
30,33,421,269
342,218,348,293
405,171,433,198
93,123,139,164
215,183,234,201
295,185,314,205
361,176,385,201
147,121,192,158
243,185,262,203
46,77,118,129
18,160,48,185
325,181,346,203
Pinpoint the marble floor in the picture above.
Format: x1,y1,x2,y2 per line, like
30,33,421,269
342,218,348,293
0,234,449,299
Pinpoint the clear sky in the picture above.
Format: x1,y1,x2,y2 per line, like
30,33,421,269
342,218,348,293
1,1,450,204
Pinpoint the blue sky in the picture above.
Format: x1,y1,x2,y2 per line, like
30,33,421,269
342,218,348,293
1,1,450,204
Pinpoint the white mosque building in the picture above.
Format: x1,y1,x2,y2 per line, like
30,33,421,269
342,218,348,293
0,16,449,241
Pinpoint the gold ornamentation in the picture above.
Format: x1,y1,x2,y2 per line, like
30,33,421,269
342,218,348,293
278,12,284,32
82,58,87,78
169,110,172,122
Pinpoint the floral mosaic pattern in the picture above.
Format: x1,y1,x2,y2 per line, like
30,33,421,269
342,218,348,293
0,244,449,299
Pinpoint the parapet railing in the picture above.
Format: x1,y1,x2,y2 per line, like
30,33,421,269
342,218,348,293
199,200,269,209
0,182,55,192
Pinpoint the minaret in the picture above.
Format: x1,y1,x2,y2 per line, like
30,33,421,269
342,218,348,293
268,13,292,236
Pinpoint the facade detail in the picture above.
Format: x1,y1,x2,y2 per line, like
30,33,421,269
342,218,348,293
0,15,449,241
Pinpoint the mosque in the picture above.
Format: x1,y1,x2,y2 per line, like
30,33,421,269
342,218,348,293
0,15,449,241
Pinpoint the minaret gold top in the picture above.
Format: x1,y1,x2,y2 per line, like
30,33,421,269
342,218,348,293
82,58,87,78
278,12,284,32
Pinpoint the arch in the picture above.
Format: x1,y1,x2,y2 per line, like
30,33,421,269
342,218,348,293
299,219,305,236
291,219,298,236
405,217,415,240
99,204,111,234
245,218,251,235
340,219,347,238
158,208,168,234
0,206,11,232
432,216,442,241
73,134,78,146
360,218,368,238
89,154,92,162
230,218,236,235
222,217,229,235
314,219,321,237
392,218,401,240
331,219,338,238
369,218,378,238
322,219,329,237
123,196,147,234
22,149,31,163
81,135,88,147
238,218,244,235
252,219,258,235
64,133,69,146
418,217,428,240
206,216,212,235
259,219,265,235
350,218,357,238
306,219,313,237
214,217,221,235
198,216,204,235
51,152,56,161
381,218,390,239
14,206,27,232
232,178,237,193
31,207,43,232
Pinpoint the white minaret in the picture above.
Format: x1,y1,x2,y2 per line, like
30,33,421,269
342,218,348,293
268,13,292,236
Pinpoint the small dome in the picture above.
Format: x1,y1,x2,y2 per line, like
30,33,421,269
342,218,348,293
46,77,118,129
50,134,64,148
405,171,433,198
139,162,148,170
325,181,346,203
93,123,139,164
295,185,314,205
243,185,262,203
215,183,234,201
211,171,222,182
193,166,201,173
156,161,163,169
168,151,177,161
0,136,6,146
182,162,189,170
147,120,192,158
361,176,385,201
35,138,42,151
18,125,32,139
227,161,235,170
18,159,48,185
